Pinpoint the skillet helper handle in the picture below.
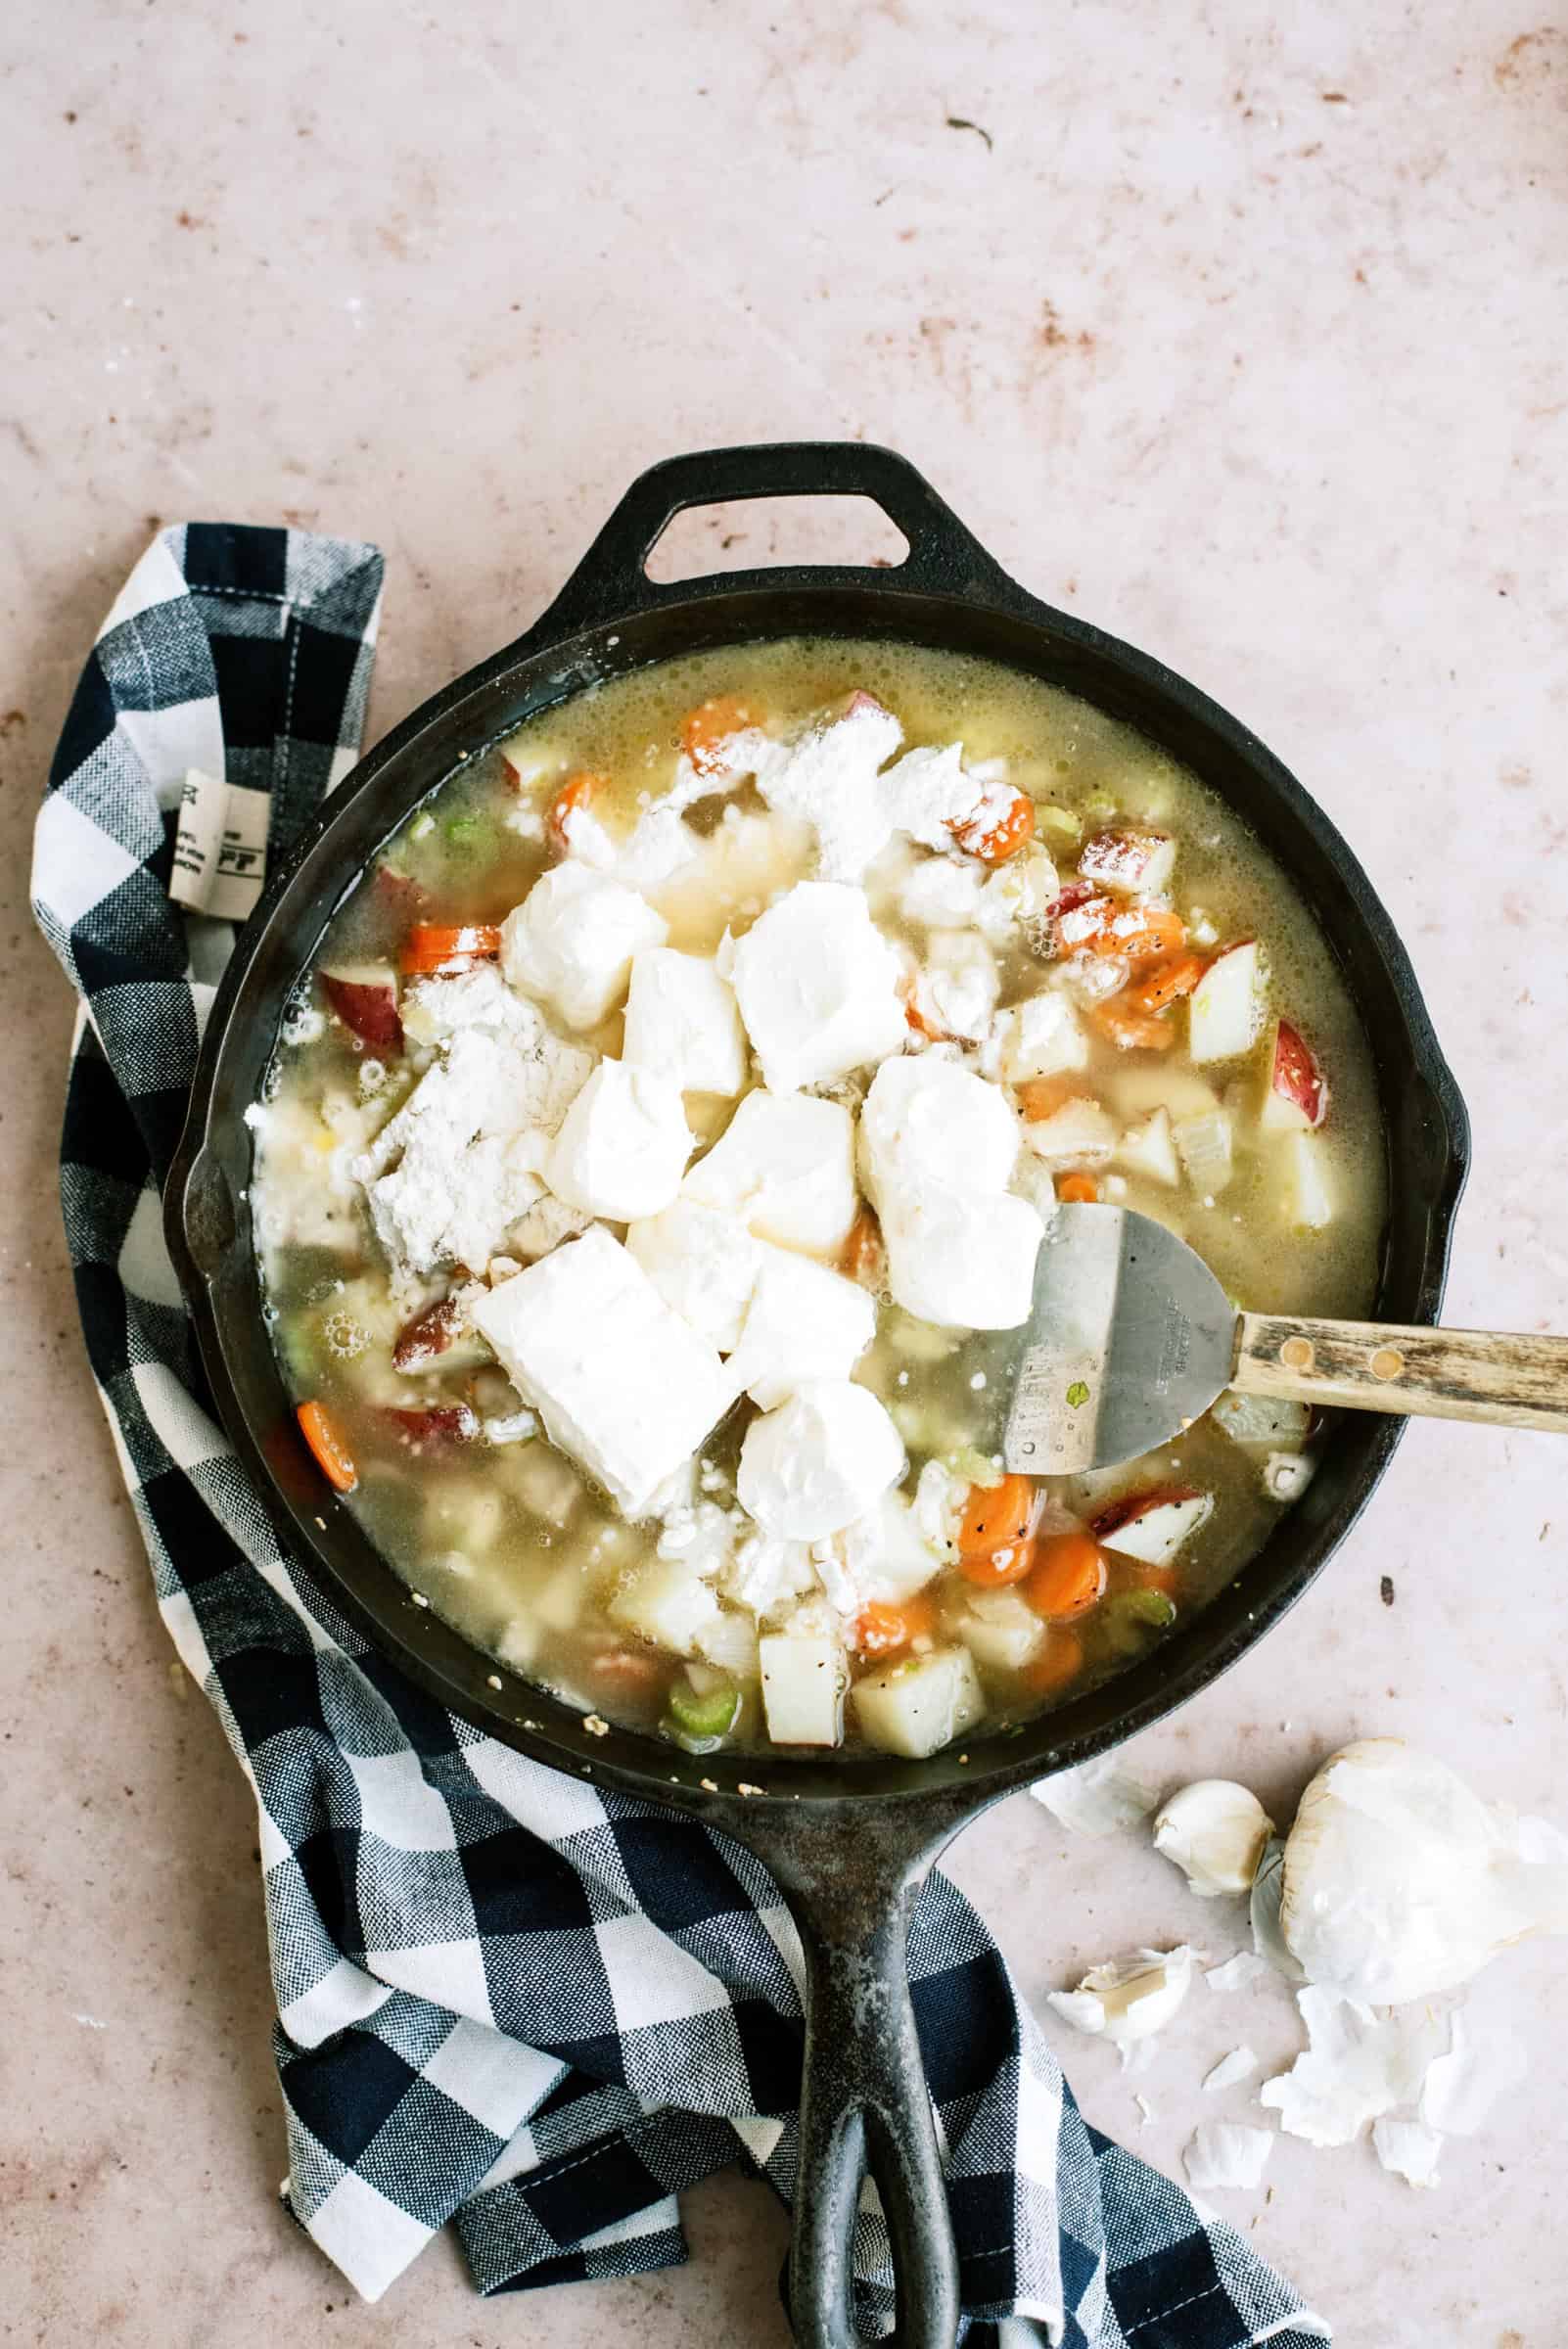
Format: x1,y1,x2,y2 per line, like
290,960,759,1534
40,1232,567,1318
523,439,1016,637
1234,1313,1568,1432
784,1874,960,2349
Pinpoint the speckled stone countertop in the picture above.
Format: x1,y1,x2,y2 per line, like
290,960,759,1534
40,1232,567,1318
4,5,1565,2344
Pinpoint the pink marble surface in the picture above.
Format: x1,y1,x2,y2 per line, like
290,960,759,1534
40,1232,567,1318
3,4,1565,2343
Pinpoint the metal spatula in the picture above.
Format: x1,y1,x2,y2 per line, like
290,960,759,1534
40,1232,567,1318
1002,1202,1568,1475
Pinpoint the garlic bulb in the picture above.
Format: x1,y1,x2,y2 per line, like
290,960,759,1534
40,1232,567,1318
1153,1779,1274,1898
1250,1836,1307,1982
1045,1945,1201,2057
1278,1738,1568,2004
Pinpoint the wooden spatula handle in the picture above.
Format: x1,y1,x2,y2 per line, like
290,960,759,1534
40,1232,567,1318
1233,1314,1568,1432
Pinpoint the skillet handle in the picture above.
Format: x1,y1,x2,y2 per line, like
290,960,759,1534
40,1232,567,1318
520,440,1018,638
780,1866,960,2349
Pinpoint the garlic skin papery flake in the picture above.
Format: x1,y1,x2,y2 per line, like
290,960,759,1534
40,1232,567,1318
1259,1986,1448,2147
1154,1779,1274,1899
1031,1750,1159,1838
1045,1946,1202,2062
1278,1738,1568,2004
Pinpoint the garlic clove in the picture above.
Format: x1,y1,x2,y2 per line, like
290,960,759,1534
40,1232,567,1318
1153,1778,1274,1898
1045,1944,1202,2062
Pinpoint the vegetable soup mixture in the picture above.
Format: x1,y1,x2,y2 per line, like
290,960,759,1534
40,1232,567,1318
252,640,1385,1763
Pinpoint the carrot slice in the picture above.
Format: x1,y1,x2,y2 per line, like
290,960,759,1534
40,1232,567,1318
1023,1530,1107,1620
1130,951,1209,1013
1093,999,1177,1052
1016,1075,1084,1122
956,1534,1038,1589
547,770,604,854
1089,906,1186,965
1055,1172,1098,1205
957,1472,1038,1558
853,1594,938,1658
398,922,502,976
949,790,1035,864
683,695,760,774
297,1400,357,1494
839,1206,885,1288
1023,1627,1085,1694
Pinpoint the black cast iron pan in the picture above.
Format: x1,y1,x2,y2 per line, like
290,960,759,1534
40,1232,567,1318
164,443,1469,2348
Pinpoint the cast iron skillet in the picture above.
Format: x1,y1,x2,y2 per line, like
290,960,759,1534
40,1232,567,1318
164,443,1468,2349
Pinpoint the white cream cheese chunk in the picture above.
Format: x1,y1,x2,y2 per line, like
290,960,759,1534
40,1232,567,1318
907,932,999,1043
880,1185,1043,1330
625,1198,764,1353
725,1248,877,1410
898,853,986,930
546,1061,694,1221
500,861,668,1031
743,697,905,881
622,946,748,1096
470,1224,736,1516
859,1052,1020,1201
729,881,907,1095
737,1379,904,1540
683,1088,858,1254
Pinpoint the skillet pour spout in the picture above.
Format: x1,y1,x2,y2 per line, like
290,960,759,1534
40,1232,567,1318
164,441,1469,2346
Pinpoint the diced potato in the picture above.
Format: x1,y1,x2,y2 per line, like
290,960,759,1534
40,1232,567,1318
1023,1097,1117,1170
1188,941,1266,1064
423,1486,508,1557
1279,1130,1334,1229
508,1441,583,1527
608,1555,722,1656
693,1606,761,1680
1103,1064,1222,1122
531,1557,593,1634
1173,1108,1234,1194
953,1589,1046,1675
851,1646,986,1759
759,1632,846,1745
1113,1108,1179,1187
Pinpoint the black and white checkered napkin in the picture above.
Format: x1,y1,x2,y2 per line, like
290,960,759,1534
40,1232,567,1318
29,522,1330,2344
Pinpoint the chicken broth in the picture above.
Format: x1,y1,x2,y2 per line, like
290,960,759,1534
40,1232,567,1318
253,638,1384,1763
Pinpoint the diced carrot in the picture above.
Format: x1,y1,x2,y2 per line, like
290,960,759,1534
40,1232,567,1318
1055,1172,1098,1205
839,1206,885,1288
1088,906,1186,965
949,790,1035,864
1093,999,1177,1052
1126,1559,1178,1597
956,1474,1039,1584
683,695,759,774
1023,1530,1107,1620
1016,1075,1083,1122
1023,1627,1085,1694
546,770,604,854
957,1473,1038,1558
853,1594,938,1658
297,1400,358,1494
1130,951,1210,1014
398,923,503,976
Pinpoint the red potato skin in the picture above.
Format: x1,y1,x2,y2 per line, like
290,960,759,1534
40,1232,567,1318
382,1404,479,1447
392,1296,465,1373
1271,1019,1326,1127
319,965,403,1053
1092,1486,1203,1542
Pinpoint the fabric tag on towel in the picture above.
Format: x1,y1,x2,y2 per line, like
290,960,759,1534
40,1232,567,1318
170,765,270,919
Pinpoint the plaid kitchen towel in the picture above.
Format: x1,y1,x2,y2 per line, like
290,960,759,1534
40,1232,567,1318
29,522,1329,2346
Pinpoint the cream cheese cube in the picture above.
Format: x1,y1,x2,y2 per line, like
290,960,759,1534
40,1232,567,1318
881,1186,1043,1330
898,854,987,930
907,932,999,1043
725,1247,877,1410
683,1089,858,1255
500,862,668,1031
470,1224,736,1516
737,1380,905,1541
625,1198,764,1353
1000,990,1089,1081
622,946,749,1096
729,881,906,1093
859,1053,1020,1204
546,1062,694,1221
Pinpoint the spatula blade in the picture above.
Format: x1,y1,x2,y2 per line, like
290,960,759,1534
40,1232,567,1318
1003,1203,1237,1474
